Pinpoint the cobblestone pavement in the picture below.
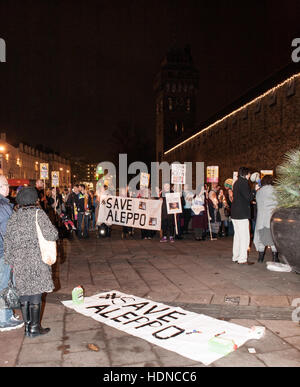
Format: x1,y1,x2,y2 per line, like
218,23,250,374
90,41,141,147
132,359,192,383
1,229,300,368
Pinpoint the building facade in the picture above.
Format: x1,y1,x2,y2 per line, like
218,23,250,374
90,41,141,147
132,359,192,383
156,49,300,186
154,45,199,163
0,133,71,187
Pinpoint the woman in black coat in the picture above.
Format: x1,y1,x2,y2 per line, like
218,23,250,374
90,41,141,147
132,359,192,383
231,167,254,265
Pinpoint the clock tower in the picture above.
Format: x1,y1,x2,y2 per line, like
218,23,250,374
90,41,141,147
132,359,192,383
154,44,199,162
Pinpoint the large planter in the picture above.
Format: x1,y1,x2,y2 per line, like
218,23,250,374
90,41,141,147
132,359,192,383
271,207,300,273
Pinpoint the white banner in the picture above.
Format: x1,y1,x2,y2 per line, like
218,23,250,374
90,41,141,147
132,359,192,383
97,195,162,231
62,291,265,366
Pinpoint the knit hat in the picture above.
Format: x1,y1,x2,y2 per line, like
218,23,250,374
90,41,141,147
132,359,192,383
16,187,38,206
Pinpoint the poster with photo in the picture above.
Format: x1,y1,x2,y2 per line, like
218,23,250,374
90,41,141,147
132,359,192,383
51,171,59,187
165,192,182,214
40,163,49,180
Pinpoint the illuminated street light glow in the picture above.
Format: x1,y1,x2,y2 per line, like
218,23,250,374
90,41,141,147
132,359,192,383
164,72,300,156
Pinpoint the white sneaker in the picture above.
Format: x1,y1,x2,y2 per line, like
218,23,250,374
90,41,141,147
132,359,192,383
0,318,24,332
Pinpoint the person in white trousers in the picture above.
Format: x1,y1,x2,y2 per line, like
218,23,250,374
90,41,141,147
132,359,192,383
231,167,254,265
232,218,250,263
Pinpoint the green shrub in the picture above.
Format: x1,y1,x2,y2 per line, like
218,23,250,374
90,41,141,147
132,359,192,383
274,148,300,208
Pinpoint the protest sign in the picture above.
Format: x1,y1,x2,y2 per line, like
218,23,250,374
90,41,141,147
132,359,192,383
260,170,273,179
206,166,219,183
40,163,49,180
171,163,186,185
140,172,150,188
62,290,265,366
165,192,182,215
97,195,162,230
51,171,59,187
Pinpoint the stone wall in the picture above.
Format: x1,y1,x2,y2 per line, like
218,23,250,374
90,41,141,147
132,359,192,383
163,73,300,186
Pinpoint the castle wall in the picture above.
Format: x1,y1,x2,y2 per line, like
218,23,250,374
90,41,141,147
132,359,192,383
163,73,300,187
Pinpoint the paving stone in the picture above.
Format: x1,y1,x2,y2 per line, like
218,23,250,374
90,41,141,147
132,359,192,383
65,312,103,332
256,320,300,338
64,329,106,353
108,336,157,366
62,349,110,367
18,341,63,365
250,296,290,307
256,349,300,367
213,346,266,367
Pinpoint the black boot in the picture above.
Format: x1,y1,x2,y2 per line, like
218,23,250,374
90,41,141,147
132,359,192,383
20,301,30,337
258,251,265,263
28,303,50,338
272,251,280,263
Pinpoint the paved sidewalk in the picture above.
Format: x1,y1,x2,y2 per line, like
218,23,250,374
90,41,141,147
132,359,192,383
1,230,300,367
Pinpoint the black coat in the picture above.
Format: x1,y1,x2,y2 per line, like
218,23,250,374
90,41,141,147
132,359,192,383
231,177,252,220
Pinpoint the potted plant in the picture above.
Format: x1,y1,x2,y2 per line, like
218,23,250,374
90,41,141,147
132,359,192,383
270,148,300,273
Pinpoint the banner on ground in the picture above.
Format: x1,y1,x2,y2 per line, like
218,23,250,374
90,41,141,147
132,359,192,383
62,290,265,366
97,195,162,230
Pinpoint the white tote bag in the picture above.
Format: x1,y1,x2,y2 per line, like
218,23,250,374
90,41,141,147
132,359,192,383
36,210,57,265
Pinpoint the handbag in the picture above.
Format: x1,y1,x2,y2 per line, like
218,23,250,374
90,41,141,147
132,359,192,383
36,210,57,266
0,269,20,309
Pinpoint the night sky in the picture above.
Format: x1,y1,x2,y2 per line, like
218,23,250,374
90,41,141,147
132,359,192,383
0,0,299,163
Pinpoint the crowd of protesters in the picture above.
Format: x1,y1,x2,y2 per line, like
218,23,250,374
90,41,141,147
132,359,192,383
0,168,280,334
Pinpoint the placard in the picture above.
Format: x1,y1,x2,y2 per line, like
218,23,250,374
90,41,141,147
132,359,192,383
97,195,162,230
207,166,219,183
51,171,60,187
40,163,49,179
165,192,182,214
140,172,150,188
171,163,186,185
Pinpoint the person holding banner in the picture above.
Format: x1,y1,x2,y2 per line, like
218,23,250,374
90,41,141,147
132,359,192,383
160,183,175,243
231,167,254,265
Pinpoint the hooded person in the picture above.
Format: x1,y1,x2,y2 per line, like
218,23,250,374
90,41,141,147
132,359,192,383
3,187,59,338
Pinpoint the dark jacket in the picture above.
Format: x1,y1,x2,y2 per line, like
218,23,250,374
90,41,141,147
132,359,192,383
231,177,252,220
0,194,13,257
76,193,92,213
